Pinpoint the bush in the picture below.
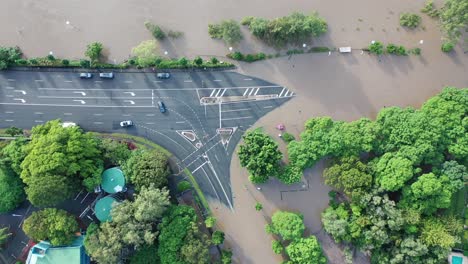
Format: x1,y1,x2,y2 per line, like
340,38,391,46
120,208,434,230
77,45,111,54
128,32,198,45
369,41,384,55
399,13,422,28
61,59,70,66
177,180,192,192
193,56,203,66
210,57,219,64
386,44,398,54
272,240,283,254
221,250,232,264
144,21,166,40
441,41,455,52
309,46,330,53
178,57,188,67
229,51,243,60
208,24,223,39
85,42,103,63
46,54,55,61
421,1,440,18
396,46,407,55
410,47,421,55
128,59,136,65
241,16,255,26
29,59,38,65
167,30,183,38
208,20,243,45
286,49,304,55
16,59,27,65
211,231,225,245
0,46,22,70
281,132,295,143
255,202,263,211
80,59,91,68
205,216,216,228
5,127,23,136
227,52,266,62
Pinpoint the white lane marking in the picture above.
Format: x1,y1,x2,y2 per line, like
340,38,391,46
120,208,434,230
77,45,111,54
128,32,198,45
243,88,250,96
34,120,44,123
146,114,155,117
122,114,131,116
243,78,252,81
93,122,103,124
93,113,103,116
184,80,192,83
220,89,227,97
283,90,289,97
214,154,219,162
200,167,221,201
145,122,155,125
248,88,255,96
7,79,15,81
254,88,260,96
35,80,44,82
14,90,27,95
6,95,14,97
64,80,73,83
73,100,86,104
191,161,209,174
124,100,135,105
213,79,222,82
278,87,286,97
124,92,135,96
207,159,234,210
221,108,250,113
5,86,15,89
175,121,185,124
215,89,222,97
222,116,253,121
153,80,163,83
38,96,151,99
37,85,282,91
5,120,14,122
264,106,273,109
13,98,26,103
0,102,156,108
5,111,14,114
73,91,87,96
210,89,217,97
124,81,133,83
64,113,73,115
34,112,43,115
94,81,102,83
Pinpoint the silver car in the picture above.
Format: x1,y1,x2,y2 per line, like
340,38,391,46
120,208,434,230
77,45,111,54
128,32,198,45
99,72,114,79
120,120,133,127
79,73,93,79
157,72,170,79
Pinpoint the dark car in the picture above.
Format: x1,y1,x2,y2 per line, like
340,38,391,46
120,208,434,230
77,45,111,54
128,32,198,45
99,72,114,79
157,73,171,79
157,101,166,113
79,73,93,79
120,120,133,127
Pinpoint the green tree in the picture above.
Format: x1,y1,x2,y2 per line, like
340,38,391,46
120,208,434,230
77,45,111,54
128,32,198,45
255,202,263,211
205,216,216,228
272,240,283,254
130,244,159,264
441,160,467,191
178,57,188,67
285,236,327,264
238,131,282,183
0,227,11,246
4,127,23,137
420,218,458,249
267,211,305,240
369,41,384,55
123,150,169,191
373,152,415,191
324,156,372,199
132,40,159,67
321,204,350,243
193,56,203,66
441,41,455,52
208,20,243,45
0,46,22,70
85,42,103,64
23,208,78,246
440,0,468,40
0,167,25,213
212,230,225,245
20,120,103,206
221,250,232,264
144,22,166,40
399,13,422,28
100,138,131,167
0,137,28,175
84,222,123,264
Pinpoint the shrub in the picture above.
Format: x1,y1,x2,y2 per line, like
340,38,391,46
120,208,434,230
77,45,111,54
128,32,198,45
208,20,242,45
47,54,55,61
167,30,183,38
386,43,398,54
369,41,384,55
210,57,219,64
178,57,188,67
399,13,422,28
421,1,440,18
309,46,330,53
255,202,263,211
177,180,192,192
208,24,223,39
128,59,136,65
61,59,70,66
29,59,38,65
205,216,216,228
230,51,243,60
193,56,203,66
241,16,255,26
85,42,103,62
272,240,283,254
410,47,421,55
79,59,90,68
5,127,23,136
281,132,295,143
396,46,407,55
0,46,22,70
144,21,166,40
221,250,232,264
15,59,27,65
441,41,455,52
286,49,304,55
211,231,225,245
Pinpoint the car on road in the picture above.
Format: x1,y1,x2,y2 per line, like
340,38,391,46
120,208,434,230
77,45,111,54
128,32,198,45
99,72,114,79
157,72,171,79
120,120,133,127
157,101,167,113
79,73,93,79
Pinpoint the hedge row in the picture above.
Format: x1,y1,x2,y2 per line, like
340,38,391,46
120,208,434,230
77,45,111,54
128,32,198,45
226,46,331,63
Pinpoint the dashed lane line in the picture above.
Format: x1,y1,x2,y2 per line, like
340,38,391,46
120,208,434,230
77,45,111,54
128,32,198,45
34,112,43,115
5,120,14,122
64,113,73,115
93,113,103,116
4,111,14,114
93,122,103,124
264,105,273,108
7,79,15,81
34,120,44,123
221,116,253,121
221,108,250,113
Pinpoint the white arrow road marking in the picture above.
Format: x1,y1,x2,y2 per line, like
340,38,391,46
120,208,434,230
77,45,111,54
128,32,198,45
73,91,86,96
124,92,135,96
73,100,86,104
124,100,135,105
13,98,26,103
14,90,27,95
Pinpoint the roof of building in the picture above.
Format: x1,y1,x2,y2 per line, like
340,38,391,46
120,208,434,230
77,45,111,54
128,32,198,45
101,167,126,194
26,236,89,264
452,256,464,264
94,196,118,222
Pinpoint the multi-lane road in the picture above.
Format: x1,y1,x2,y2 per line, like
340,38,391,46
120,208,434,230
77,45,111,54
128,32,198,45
0,70,294,209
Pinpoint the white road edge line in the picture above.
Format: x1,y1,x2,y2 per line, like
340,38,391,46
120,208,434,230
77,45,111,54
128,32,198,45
5,120,14,122
243,78,252,81
184,80,192,83
221,108,251,113
175,121,185,124
191,161,209,174
221,116,253,121
34,112,43,115
93,122,103,124
264,106,273,109
5,111,14,114
64,113,73,115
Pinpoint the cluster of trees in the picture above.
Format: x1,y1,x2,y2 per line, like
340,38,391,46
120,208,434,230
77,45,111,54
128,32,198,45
208,20,243,45
266,211,327,263
0,46,21,70
283,87,467,263
439,0,468,41
241,12,327,47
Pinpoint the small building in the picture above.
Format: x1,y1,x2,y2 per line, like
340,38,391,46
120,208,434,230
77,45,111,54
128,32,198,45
101,167,126,194
25,235,90,264
94,196,119,222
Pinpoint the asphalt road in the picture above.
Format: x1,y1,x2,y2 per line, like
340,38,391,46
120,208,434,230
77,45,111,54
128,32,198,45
0,70,293,210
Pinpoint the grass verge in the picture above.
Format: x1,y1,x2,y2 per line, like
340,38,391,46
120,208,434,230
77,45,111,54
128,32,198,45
184,168,211,213
106,133,171,156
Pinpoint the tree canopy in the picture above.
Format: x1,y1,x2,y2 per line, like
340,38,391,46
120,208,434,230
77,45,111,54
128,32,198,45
0,166,25,213
20,120,103,206
123,150,170,191
208,20,243,45
132,40,159,67
286,236,327,264
100,138,131,167
440,0,468,40
267,211,305,241
238,130,282,183
23,208,78,246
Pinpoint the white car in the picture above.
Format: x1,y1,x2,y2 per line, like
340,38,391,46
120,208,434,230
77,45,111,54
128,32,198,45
120,120,133,127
